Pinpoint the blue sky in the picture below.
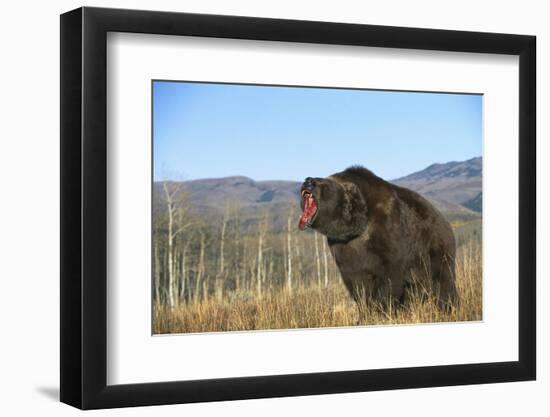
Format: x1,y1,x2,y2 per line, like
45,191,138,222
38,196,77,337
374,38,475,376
153,81,482,182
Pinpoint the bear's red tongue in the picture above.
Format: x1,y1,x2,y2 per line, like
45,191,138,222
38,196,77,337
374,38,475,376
299,194,318,230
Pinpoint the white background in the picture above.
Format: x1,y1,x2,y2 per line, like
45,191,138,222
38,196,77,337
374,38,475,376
0,0,546,416
108,33,519,384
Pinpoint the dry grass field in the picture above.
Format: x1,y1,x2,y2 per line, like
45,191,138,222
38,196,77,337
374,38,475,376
153,239,482,334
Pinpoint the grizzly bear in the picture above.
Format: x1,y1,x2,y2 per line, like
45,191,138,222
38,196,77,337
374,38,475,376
298,166,458,311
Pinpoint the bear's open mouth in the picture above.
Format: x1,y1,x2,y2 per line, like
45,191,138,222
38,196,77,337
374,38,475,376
299,190,318,230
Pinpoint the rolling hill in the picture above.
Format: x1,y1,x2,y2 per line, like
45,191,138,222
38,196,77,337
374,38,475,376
391,157,482,213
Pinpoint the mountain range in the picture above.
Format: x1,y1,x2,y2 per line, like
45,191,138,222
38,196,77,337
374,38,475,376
392,157,482,215
154,157,482,230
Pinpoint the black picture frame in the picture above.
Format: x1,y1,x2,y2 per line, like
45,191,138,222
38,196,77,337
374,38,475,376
60,6,536,410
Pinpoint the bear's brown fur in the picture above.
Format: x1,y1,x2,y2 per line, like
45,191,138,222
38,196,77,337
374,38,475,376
299,166,458,311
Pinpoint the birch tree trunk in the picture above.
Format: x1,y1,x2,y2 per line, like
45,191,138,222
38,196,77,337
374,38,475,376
162,245,168,303
234,214,241,292
294,233,302,286
219,211,227,276
314,231,322,288
195,230,205,302
286,214,292,294
179,245,187,302
153,237,160,304
322,236,329,287
268,249,274,292
256,231,263,298
173,250,179,307
163,182,176,309
216,211,228,301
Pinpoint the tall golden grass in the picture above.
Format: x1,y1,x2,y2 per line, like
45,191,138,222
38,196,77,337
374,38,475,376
153,240,482,334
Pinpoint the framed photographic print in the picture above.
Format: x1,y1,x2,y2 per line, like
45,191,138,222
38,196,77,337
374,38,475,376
60,6,536,409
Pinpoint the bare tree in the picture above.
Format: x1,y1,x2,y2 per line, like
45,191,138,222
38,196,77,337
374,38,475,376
286,210,293,294
163,182,176,308
233,207,242,292
179,242,189,302
153,232,161,303
293,230,303,287
215,206,230,301
322,236,329,287
218,209,228,276
256,221,265,298
195,229,205,302
256,213,267,298
314,231,322,288
162,181,193,308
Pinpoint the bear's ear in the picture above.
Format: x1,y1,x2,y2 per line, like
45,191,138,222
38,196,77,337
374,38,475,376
341,182,366,222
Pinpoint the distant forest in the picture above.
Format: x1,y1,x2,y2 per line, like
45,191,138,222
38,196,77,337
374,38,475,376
153,182,340,308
